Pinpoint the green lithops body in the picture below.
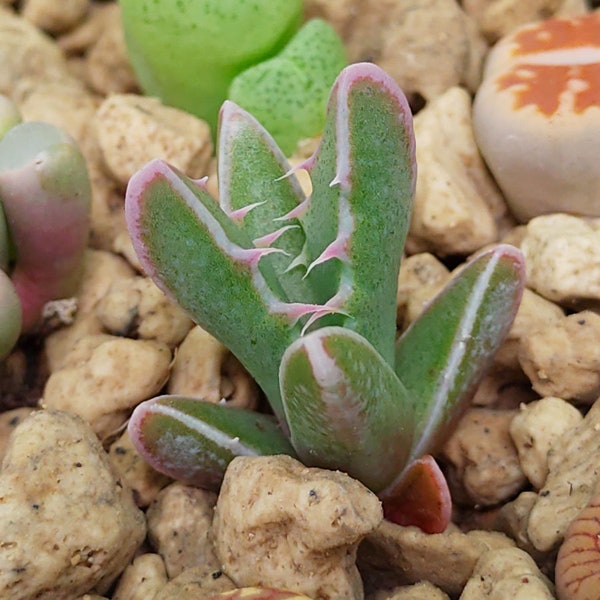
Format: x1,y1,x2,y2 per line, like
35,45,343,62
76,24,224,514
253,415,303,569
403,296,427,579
229,19,347,155
119,0,303,131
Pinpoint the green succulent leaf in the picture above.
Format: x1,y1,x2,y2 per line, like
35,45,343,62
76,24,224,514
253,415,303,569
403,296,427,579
217,101,315,303
393,243,526,466
125,160,299,421
128,396,295,490
300,64,416,364
280,326,415,492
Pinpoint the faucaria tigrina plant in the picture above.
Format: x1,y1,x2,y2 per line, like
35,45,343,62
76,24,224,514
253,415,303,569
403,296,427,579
125,63,525,533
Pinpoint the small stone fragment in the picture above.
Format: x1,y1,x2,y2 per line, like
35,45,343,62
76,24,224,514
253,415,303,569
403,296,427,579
359,521,514,597
0,407,36,461
493,288,564,372
0,410,145,599
460,547,554,599
463,0,565,41
521,214,600,304
519,311,600,403
396,252,450,328
153,565,236,600
43,334,171,438
442,408,527,506
509,397,582,489
44,249,136,372
368,581,450,599
213,455,383,600
83,4,138,95
112,553,168,600
337,0,487,102
147,482,220,578
96,276,193,347
407,87,507,256
94,94,212,187
0,8,72,95
21,0,89,34
108,429,171,507
527,397,600,551
167,325,259,408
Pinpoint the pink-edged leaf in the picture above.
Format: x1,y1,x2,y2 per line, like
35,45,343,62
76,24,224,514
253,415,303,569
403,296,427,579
280,326,414,493
300,63,416,362
125,159,301,421
395,244,526,462
128,396,295,490
217,101,315,303
380,455,451,534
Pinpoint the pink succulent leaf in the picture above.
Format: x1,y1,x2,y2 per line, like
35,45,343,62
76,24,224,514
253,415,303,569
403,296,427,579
299,62,416,364
280,326,415,493
395,244,526,463
380,455,452,534
0,122,90,332
128,395,295,490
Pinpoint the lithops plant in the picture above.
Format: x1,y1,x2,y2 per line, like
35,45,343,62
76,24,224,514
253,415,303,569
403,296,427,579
125,63,525,532
119,0,303,131
0,97,91,358
120,0,345,153
473,12,600,222
228,18,347,155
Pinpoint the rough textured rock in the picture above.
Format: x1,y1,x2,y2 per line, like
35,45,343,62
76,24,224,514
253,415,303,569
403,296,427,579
509,397,582,489
521,214,600,304
43,334,172,439
213,455,383,600
306,0,487,102
359,521,514,597
94,94,213,187
407,87,509,256
460,547,554,599
111,553,168,600
167,325,259,408
147,482,220,579
526,398,600,551
0,410,145,599
442,408,526,506
153,565,236,600
519,311,600,403
96,276,193,348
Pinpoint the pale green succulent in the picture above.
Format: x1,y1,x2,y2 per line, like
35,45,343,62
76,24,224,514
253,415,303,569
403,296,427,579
124,63,524,532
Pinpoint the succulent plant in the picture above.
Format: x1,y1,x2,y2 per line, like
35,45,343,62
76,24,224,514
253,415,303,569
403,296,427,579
125,63,525,533
119,0,303,131
0,98,91,359
228,18,347,155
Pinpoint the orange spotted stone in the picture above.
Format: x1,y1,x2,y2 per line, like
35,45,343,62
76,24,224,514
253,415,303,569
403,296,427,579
473,13,600,222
